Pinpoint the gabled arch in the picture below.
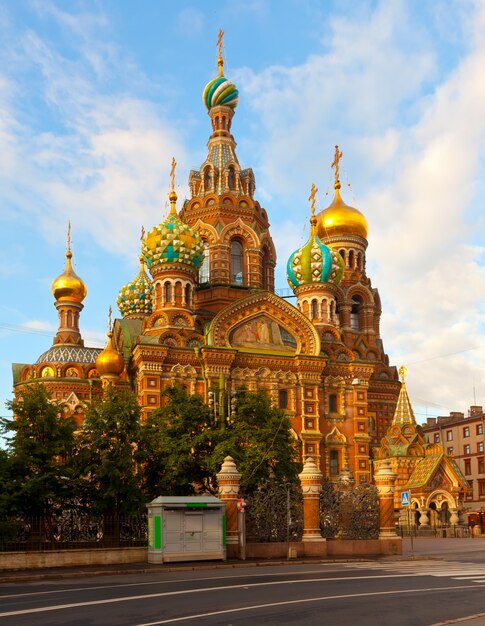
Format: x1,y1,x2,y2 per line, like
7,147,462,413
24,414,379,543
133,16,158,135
192,220,218,245
206,291,321,356
220,218,260,248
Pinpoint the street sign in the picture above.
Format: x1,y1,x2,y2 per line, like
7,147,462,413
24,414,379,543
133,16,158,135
401,491,410,506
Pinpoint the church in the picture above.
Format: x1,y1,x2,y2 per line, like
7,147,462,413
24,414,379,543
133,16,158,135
12,36,403,484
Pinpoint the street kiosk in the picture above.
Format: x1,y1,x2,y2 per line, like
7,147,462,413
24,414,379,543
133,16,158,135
147,496,226,563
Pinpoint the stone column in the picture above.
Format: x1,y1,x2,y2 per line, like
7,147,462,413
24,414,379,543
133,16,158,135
217,456,241,559
419,508,430,528
299,457,324,543
374,459,398,538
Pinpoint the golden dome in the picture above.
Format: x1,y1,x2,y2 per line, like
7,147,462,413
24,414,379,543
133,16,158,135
52,250,87,303
95,332,125,377
317,184,368,240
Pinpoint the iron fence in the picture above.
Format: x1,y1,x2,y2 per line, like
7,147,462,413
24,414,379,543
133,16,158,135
0,512,147,551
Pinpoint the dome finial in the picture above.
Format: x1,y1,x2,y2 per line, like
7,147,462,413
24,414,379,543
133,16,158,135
66,220,72,255
108,305,113,333
331,145,343,190
169,157,177,214
399,365,408,383
308,182,318,234
217,28,224,77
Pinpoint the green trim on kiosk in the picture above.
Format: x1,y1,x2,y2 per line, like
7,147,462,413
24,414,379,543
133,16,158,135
154,515,162,550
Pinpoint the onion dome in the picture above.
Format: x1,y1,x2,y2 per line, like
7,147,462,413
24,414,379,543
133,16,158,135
316,145,368,240
287,184,344,290
142,160,204,273
117,255,153,317
52,227,87,303
96,331,125,377
202,30,239,110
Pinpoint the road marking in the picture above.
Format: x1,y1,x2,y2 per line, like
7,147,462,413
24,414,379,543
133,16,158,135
0,565,362,600
0,573,430,618
345,562,485,583
135,584,485,625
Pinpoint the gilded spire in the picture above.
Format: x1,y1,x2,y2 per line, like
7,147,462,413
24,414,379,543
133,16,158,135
331,145,343,190
308,183,318,234
391,365,417,426
169,157,177,215
217,28,224,77
52,223,87,303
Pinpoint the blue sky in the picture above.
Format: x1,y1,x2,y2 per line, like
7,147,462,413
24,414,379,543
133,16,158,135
1,0,485,424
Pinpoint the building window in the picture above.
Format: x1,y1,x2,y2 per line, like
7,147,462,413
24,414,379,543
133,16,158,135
478,458,484,474
446,430,453,441
311,299,318,319
464,444,471,455
464,459,471,475
329,393,338,413
479,481,485,498
350,295,363,331
466,482,474,499
230,239,244,285
278,389,288,410
463,426,470,438
479,442,484,453
477,424,483,435
447,447,453,455
434,433,440,443
330,450,339,475
199,242,210,283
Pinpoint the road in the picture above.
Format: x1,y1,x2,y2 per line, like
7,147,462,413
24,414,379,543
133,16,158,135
1,558,485,625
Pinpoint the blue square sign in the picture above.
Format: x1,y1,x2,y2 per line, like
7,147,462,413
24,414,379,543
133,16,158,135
401,491,410,506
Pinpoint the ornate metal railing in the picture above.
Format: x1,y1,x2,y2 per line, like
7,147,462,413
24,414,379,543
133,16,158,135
0,513,147,551
243,478,303,542
320,481,379,540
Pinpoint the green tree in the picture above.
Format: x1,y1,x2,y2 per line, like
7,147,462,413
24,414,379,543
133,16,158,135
1,384,76,516
139,386,216,498
139,386,301,498
211,389,302,491
77,387,144,516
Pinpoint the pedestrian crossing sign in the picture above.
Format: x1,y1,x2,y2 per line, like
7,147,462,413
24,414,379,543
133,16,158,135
401,491,410,506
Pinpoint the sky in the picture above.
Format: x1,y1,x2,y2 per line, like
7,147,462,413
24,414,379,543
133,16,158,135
1,0,485,424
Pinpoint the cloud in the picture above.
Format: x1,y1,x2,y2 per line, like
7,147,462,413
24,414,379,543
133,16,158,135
238,0,485,416
0,7,188,261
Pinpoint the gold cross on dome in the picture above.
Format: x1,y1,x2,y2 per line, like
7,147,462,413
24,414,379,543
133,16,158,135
140,225,145,241
217,29,224,58
108,306,113,333
308,183,318,216
331,145,343,185
217,29,224,75
170,157,176,192
67,221,71,252
399,365,407,383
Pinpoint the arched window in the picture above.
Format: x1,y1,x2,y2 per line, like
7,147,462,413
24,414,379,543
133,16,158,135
228,166,235,190
349,250,355,269
185,283,191,306
199,242,210,284
164,281,171,305
204,167,212,191
311,299,318,320
230,239,244,285
350,295,363,331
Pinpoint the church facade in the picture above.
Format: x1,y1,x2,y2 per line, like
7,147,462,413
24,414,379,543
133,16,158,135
12,40,401,483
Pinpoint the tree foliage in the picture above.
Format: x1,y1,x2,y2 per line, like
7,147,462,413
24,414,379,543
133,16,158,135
77,387,144,516
139,386,216,498
1,384,76,516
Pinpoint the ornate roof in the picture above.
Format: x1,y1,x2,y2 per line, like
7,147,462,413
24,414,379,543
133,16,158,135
36,345,102,364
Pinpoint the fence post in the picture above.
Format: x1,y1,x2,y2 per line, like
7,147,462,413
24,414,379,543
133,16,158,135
374,458,398,538
217,456,241,559
298,457,325,545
